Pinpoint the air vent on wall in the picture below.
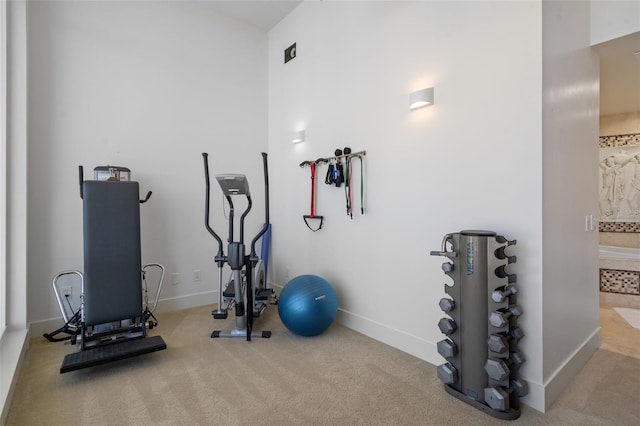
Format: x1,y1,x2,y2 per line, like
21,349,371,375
285,43,296,64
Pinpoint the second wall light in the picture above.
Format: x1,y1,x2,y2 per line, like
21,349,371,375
292,130,306,144
409,87,434,110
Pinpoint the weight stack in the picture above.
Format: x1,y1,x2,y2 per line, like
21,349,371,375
430,230,527,420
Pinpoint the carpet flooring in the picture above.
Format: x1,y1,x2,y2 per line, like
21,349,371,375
5,305,640,425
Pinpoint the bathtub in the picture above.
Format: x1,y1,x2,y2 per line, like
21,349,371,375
599,245,640,272
599,245,640,261
599,245,640,303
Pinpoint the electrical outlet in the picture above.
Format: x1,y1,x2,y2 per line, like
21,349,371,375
60,286,72,299
194,269,201,282
171,273,180,285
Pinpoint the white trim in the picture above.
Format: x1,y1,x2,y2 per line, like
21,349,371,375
543,328,601,411
154,291,217,314
336,308,443,367
29,290,219,338
0,0,8,340
519,328,601,413
0,327,29,424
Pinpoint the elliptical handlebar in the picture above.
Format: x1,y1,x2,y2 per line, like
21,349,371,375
202,153,224,260
202,152,269,262
250,152,270,261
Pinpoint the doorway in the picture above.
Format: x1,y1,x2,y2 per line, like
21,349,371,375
595,31,640,360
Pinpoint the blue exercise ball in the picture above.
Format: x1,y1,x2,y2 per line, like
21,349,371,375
278,274,338,336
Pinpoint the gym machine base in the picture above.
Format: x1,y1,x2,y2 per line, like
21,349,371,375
431,230,527,420
47,166,166,373
202,152,274,340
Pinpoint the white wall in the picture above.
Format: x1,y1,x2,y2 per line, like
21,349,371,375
542,0,601,408
268,0,547,409
591,0,640,45
26,1,269,327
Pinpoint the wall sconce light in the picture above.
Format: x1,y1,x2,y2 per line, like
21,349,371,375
292,130,306,144
409,87,434,110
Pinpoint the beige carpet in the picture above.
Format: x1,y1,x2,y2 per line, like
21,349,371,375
6,305,640,425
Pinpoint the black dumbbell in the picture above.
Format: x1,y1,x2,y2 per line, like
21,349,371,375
510,326,525,341
487,329,524,353
437,362,458,384
491,285,518,303
437,339,457,358
438,318,456,335
484,352,526,381
438,297,455,313
489,305,522,328
484,386,511,411
510,350,526,366
510,377,529,397
487,334,510,354
441,262,453,273
484,359,511,381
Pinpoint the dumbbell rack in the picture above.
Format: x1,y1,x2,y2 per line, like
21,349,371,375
430,230,528,420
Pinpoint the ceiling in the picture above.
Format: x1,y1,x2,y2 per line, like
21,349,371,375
206,1,638,117
203,1,302,31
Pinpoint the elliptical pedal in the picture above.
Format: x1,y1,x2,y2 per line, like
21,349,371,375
255,288,273,301
212,309,228,320
253,302,267,318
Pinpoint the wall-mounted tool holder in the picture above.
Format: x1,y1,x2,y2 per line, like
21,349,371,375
299,148,366,230
430,230,527,420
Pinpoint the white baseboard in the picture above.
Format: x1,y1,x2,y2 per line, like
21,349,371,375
1,326,30,425
29,290,218,339
544,328,600,411
519,327,601,413
335,308,442,366
154,290,217,314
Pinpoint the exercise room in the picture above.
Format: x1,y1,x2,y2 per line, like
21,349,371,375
1,1,639,424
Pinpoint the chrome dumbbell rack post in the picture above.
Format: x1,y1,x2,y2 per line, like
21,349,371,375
430,230,527,420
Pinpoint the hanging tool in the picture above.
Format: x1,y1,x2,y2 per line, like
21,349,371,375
351,153,365,215
325,160,336,185
300,158,328,231
332,149,344,187
342,147,352,218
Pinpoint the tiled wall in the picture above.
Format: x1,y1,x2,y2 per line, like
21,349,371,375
600,268,640,295
599,133,640,148
598,123,640,240
598,113,640,293
599,222,640,233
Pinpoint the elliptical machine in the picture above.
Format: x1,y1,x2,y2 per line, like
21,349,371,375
202,152,274,340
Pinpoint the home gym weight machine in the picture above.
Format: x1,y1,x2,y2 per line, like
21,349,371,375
46,166,167,373
202,152,274,340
